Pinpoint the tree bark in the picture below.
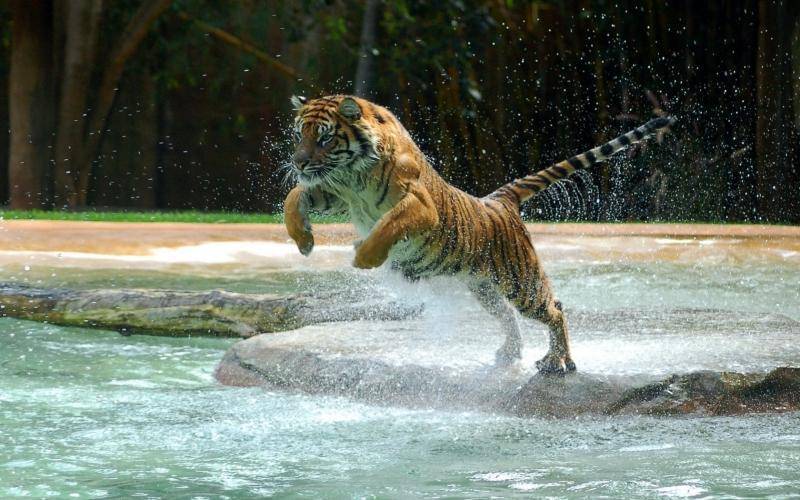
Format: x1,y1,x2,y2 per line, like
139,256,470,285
353,0,380,98
0,283,419,337
53,0,104,208
8,0,55,209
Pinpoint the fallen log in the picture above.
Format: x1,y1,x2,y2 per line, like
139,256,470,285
0,283,419,337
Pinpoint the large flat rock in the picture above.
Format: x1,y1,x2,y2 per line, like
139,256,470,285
216,308,800,417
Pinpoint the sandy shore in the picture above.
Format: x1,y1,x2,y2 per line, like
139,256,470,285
1,220,798,254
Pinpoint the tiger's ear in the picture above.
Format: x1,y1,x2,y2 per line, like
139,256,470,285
290,95,307,110
338,97,362,121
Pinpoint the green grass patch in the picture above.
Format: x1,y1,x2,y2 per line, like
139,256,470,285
0,209,789,226
0,209,347,224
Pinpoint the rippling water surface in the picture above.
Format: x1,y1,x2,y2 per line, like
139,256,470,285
1,234,799,498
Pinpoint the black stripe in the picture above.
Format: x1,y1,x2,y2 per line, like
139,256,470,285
377,162,390,186
532,300,549,318
584,151,597,164
301,112,333,121
487,204,522,300
519,289,547,317
335,124,350,151
322,191,331,211
538,170,558,183
600,143,614,156
516,180,544,191
448,256,463,275
446,196,471,271
375,164,396,206
551,165,569,177
330,149,355,159
417,240,451,276
568,156,583,170
509,225,531,293
632,128,644,140
486,210,511,281
647,117,670,130
349,125,371,155
403,234,437,269
618,134,631,146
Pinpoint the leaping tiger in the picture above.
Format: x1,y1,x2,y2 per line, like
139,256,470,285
284,94,673,374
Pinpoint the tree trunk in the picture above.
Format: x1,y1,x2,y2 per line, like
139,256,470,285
756,0,799,222
353,0,380,98
53,0,103,208
0,283,419,338
92,67,158,208
8,0,54,209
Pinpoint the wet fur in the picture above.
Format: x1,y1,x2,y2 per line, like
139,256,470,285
285,95,673,373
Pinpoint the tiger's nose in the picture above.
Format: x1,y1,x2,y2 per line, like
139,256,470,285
292,150,311,170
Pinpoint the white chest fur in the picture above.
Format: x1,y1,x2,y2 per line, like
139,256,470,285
346,192,387,237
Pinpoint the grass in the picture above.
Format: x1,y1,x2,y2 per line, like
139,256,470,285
0,209,347,224
0,209,791,226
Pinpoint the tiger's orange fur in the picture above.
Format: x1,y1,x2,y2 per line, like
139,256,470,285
285,95,673,373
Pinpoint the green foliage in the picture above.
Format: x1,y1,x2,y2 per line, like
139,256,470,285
2,0,797,221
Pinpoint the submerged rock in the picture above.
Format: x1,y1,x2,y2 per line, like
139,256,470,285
216,332,522,410
217,328,800,417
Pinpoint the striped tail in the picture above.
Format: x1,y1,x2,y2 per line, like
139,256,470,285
488,116,675,206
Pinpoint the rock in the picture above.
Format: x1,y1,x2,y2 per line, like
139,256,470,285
502,372,628,417
604,368,800,415
0,283,418,337
216,332,523,411
216,325,800,417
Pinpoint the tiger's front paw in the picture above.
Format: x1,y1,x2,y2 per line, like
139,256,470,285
293,230,314,256
353,241,389,269
285,214,314,256
535,353,576,376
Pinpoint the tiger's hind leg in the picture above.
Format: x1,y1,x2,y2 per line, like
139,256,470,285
469,280,523,366
509,278,576,375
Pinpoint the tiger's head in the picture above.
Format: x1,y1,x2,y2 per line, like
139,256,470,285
289,95,380,188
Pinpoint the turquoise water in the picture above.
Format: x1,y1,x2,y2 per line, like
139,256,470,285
2,320,799,498
1,237,799,498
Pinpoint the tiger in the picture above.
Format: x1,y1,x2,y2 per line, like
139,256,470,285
284,94,674,374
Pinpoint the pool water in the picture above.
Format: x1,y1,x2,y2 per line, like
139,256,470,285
1,234,799,498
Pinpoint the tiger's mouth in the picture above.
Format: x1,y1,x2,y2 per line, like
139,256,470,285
293,163,331,186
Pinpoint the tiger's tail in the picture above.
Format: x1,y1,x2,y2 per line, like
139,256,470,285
488,116,675,206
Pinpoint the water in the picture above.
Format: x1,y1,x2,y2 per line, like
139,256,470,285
1,233,799,497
